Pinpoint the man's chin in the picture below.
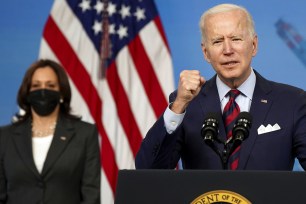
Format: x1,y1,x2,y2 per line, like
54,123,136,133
223,70,240,80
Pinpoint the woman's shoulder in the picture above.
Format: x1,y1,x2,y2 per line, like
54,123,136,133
0,121,26,132
0,124,11,137
0,123,12,131
0,122,26,145
74,119,96,129
62,117,97,130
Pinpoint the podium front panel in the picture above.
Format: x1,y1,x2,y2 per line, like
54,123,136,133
115,170,306,204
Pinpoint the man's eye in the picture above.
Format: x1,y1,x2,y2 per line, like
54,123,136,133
213,41,222,44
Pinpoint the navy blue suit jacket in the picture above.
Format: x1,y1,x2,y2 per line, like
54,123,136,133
136,71,306,170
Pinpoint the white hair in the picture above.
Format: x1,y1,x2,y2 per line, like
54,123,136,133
199,4,256,43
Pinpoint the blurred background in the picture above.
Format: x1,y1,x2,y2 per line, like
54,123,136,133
1,0,305,170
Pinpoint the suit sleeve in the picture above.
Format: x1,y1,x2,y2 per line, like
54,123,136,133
135,91,182,169
81,125,101,204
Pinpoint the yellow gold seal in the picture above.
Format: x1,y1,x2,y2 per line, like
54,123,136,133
191,190,252,204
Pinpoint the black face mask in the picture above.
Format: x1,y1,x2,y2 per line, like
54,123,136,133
27,89,61,116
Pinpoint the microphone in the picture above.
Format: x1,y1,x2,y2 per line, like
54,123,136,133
228,112,252,155
201,112,220,146
232,111,252,143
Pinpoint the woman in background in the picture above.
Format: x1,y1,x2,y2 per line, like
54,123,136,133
0,59,100,204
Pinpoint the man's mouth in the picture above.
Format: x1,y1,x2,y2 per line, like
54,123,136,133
222,61,239,67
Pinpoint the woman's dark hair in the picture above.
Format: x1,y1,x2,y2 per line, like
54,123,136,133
16,59,80,121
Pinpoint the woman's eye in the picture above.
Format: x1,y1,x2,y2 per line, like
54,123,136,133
47,84,58,89
31,84,39,88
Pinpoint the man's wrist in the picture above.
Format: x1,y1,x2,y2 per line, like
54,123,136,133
164,104,186,134
170,101,187,114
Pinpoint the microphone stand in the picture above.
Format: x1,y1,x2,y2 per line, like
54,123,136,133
205,136,241,170
205,137,231,170
221,146,230,170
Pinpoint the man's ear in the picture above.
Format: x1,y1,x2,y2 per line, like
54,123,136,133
252,35,258,57
201,43,211,63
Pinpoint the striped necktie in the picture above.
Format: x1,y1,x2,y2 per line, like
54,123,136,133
223,89,240,170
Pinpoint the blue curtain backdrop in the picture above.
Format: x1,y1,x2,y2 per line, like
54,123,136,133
1,0,305,170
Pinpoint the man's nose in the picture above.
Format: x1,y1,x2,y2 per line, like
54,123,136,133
223,40,234,54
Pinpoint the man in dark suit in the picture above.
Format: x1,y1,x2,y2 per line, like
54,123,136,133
135,3,306,170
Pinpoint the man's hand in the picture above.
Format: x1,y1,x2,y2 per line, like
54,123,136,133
171,70,205,114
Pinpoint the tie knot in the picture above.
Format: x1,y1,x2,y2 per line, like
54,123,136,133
228,89,240,99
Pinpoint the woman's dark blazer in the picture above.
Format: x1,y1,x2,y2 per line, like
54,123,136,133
0,115,101,204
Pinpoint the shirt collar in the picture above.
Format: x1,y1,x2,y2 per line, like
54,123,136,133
216,68,256,102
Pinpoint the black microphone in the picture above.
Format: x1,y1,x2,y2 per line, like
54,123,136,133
232,111,252,144
228,112,252,156
201,112,220,146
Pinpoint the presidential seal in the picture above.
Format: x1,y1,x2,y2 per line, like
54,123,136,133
191,190,252,204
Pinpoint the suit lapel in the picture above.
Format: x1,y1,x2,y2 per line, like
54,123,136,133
41,116,75,176
238,71,273,169
12,119,41,178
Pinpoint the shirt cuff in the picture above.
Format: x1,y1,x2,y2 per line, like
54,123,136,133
163,104,185,134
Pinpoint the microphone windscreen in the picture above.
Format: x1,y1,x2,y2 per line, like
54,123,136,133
204,112,220,122
237,111,252,123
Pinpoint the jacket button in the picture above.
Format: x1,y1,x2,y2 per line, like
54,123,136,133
37,181,45,188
